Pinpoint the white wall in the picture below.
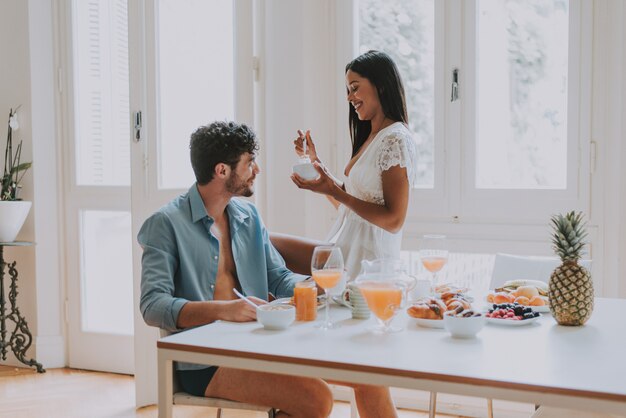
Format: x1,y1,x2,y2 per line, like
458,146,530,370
0,0,64,369
591,0,626,298
0,0,36,369
621,2,626,299
261,0,336,240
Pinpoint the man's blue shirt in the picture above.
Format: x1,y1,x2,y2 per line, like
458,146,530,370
138,184,305,333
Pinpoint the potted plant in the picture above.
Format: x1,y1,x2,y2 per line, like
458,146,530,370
0,106,32,242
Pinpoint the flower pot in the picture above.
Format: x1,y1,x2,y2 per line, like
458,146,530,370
0,200,31,242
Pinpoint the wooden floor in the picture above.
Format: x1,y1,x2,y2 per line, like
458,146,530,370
0,367,471,418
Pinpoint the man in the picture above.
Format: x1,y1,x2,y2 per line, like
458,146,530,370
138,121,333,418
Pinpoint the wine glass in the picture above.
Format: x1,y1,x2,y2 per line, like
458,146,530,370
419,234,449,292
311,246,344,330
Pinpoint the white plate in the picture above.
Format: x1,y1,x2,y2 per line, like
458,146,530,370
411,318,445,329
485,315,541,326
271,296,326,310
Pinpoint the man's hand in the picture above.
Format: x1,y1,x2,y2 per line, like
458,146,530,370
220,297,267,322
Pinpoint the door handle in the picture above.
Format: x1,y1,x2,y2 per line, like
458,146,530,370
134,111,142,142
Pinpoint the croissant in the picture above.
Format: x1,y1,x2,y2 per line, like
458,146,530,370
407,298,446,319
445,297,471,312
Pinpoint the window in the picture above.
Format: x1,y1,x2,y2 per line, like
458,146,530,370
156,0,235,189
359,0,435,188
475,0,569,190
355,0,589,225
73,0,130,186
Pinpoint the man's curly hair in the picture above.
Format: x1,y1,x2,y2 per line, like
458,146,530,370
190,121,259,185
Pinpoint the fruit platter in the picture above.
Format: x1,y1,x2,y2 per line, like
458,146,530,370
486,280,550,312
485,303,541,326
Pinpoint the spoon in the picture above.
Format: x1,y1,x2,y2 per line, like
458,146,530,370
232,288,260,309
301,130,307,157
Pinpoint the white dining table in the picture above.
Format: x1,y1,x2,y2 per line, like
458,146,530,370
157,298,626,418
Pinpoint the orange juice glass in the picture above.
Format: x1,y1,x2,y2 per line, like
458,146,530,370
421,256,447,273
311,246,344,330
294,281,317,321
312,269,342,289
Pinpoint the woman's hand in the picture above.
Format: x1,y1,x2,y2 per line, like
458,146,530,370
291,161,340,197
293,129,319,163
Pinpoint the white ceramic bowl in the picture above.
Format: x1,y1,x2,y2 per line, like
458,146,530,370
292,162,319,180
443,313,485,338
257,304,295,330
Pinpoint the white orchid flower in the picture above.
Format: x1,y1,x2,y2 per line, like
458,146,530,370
9,112,19,131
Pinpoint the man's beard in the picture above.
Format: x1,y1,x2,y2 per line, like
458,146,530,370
226,172,254,197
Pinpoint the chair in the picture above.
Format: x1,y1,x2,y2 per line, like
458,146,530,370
490,252,591,290
171,376,275,418
159,330,276,417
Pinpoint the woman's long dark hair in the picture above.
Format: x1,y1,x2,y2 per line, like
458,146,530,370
345,50,408,157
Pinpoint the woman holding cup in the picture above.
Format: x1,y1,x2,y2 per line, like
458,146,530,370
272,50,418,418
273,50,418,281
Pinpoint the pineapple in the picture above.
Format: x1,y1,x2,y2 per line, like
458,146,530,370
548,211,594,326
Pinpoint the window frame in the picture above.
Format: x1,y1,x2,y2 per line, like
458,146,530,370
337,0,592,251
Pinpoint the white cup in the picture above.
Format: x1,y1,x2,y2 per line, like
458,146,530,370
339,283,371,319
292,158,319,180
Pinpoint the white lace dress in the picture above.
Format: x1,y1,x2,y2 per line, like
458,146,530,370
326,122,418,279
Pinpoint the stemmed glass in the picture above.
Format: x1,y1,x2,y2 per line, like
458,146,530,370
419,234,449,291
311,246,344,330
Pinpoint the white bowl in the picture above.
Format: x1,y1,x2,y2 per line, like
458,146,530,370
443,313,485,338
257,304,295,330
292,162,319,180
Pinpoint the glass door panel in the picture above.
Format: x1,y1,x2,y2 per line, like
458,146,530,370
475,0,569,190
156,0,235,189
73,0,131,186
81,210,133,335
358,0,435,188
65,0,133,374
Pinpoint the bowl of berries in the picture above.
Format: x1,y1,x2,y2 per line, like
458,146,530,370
485,303,541,326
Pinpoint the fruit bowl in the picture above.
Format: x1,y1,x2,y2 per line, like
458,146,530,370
443,312,485,338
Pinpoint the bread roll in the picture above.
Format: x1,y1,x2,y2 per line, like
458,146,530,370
407,299,446,319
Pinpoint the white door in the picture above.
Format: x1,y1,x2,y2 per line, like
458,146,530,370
63,0,134,374
128,0,254,406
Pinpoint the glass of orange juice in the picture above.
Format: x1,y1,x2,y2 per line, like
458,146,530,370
311,245,344,330
419,234,448,291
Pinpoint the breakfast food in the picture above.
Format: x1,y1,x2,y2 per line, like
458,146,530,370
260,304,293,311
487,280,549,308
288,295,324,308
495,279,548,295
485,303,540,321
445,309,481,318
407,298,447,320
434,284,468,296
444,297,471,313
549,211,594,326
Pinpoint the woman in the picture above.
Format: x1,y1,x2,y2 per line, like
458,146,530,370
272,50,417,418
274,50,418,280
